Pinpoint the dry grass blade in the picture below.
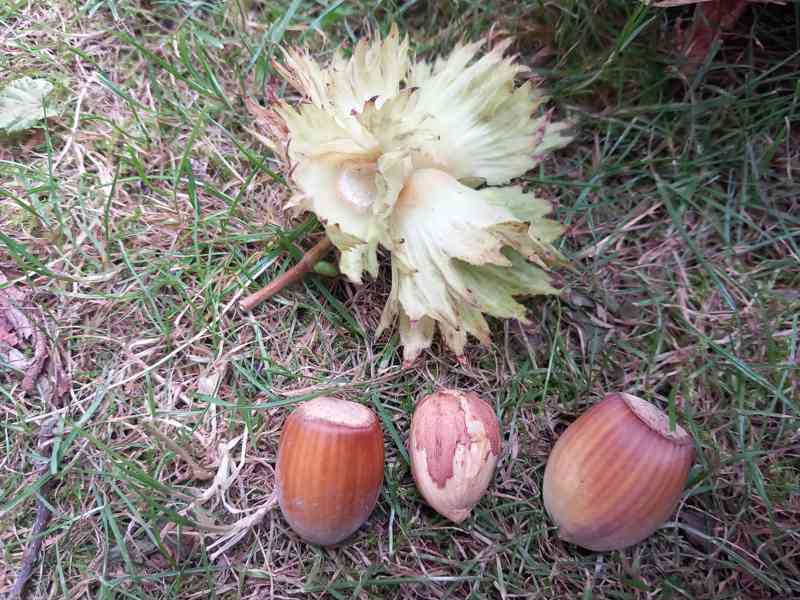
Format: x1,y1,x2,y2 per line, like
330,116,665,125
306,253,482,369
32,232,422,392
142,421,215,481
156,432,279,563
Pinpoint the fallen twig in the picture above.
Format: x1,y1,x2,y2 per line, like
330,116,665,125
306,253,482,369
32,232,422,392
5,418,58,600
20,309,47,392
239,237,333,312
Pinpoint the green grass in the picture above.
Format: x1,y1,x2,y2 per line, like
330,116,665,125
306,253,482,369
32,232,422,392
1,0,799,598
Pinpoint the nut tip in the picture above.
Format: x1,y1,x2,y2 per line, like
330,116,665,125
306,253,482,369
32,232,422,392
615,393,692,445
299,396,377,428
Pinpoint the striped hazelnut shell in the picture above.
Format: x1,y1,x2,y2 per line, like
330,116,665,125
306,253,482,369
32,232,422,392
543,392,695,551
276,397,384,546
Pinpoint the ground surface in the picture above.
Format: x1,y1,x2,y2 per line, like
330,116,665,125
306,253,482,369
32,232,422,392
1,1,799,599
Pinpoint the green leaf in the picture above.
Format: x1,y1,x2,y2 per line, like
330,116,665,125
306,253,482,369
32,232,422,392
0,77,56,132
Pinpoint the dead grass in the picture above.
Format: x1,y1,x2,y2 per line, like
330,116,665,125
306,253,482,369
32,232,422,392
1,1,799,599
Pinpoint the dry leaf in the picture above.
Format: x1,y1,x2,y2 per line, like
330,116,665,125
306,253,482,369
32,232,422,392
197,359,228,397
0,271,67,403
667,0,752,74
0,323,19,346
